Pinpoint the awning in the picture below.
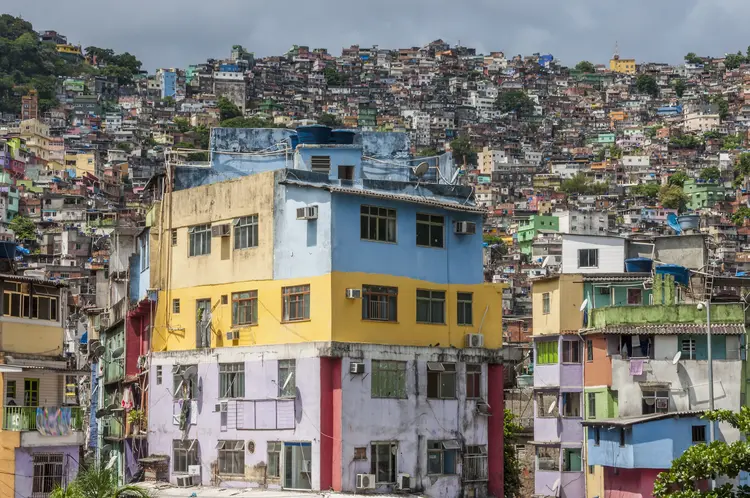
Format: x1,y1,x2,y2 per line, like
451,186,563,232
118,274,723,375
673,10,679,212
80,331,88,344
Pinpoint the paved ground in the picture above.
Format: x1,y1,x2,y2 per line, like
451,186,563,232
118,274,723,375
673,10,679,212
136,482,420,498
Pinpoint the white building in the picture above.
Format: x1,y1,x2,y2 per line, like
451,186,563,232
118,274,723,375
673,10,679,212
561,234,626,274
557,210,610,236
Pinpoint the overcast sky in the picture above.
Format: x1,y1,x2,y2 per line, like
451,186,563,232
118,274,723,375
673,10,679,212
11,0,750,72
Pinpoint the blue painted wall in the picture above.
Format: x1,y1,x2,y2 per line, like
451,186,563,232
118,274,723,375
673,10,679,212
677,334,726,360
295,146,363,182
330,193,483,284
160,71,176,98
587,416,712,469
584,282,653,308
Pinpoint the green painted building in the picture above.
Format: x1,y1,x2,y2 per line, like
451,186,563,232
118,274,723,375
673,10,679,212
517,215,559,256
683,179,726,211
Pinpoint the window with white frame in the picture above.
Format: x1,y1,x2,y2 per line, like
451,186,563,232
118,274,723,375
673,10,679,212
578,248,598,268
427,440,459,475
267,442,281,478
234,215,259,250
188,224,211,256
217,440,245,475
542,292,550,314
173,440,199,473
371,442,398,483
219,363,245,399
278,360,296,398
427,362,456,399
681,337,696,359
32,453,64,497
642,389,669,414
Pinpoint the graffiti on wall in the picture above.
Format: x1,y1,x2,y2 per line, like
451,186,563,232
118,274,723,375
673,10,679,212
36,407,73,436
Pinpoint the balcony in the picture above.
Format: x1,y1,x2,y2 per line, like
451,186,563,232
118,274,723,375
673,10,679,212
102,415,124,439
590,302,744,329
3,406,83,432
104,357,124,384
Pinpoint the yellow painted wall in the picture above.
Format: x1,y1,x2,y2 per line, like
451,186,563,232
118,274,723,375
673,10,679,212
153,272,505,352
0,321,63,355
585,427,604,498
532,275,583,335
609,58,636,74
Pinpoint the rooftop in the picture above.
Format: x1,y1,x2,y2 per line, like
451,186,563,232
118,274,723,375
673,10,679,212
582,410,706,428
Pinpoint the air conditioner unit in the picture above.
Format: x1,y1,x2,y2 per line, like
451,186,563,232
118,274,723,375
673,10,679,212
226,330,240,341
397,473,411,490
350,362,365,374
296,205,319,220
211,224,230,237
656,398,668,409
175,475,193,487
356,474,376,489
454,221,477,235
65,341,76,354
345,288,361,299
465,333,484,348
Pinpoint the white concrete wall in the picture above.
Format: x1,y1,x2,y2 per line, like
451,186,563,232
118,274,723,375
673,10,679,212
561,234,625,274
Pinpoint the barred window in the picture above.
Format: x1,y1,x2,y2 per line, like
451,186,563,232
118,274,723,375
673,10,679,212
219,363,245,399
371,360,407,398
234,215,259,250
362,285,397,321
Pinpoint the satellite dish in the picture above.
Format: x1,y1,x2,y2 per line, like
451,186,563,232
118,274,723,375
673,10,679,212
111,347,124,359
105,454,117,470
181,365,198,380
412,162,429,178
450,168,461,184
101,444,112,454
579,299,589,312
282,372,294,390
672,351,682,364
548,399,557,414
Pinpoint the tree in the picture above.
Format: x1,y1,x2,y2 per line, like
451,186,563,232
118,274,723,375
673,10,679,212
724,51,745,70
732,206,750,227
323,66,347,87
653,408,750,497
8,215,36,241
450,136,477,166
723,134,743,150
173,117,190,133
684,52,703,65
217,97,241,122
496,90,535,116
561,173,608,195
712,95,729,120
220,116,275,128
668,171,689,188
116,142,132,153
51,465,151,498
631,183,661,198
504,409,523,498
161,96,175,107
636,74,659,98
575,61,596,73
673,79,686,98
699,166,721,182
659,185,689,211
318,113,342,127
417,147,439,157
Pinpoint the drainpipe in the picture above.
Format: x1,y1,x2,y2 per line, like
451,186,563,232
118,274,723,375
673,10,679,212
577,330,587,498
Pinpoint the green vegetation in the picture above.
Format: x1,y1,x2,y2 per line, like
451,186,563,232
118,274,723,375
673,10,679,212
83,46,142,84
723,51,746,70
654,408,750,497
668,171,689,188
722,134,743,150
220,116,277,128
560,173,608,195
673,78,686,98
51,465,151,498
450,136,477,165
631,183,661,198
684,52,703,65
504,409,523,498
496,90,535,116
318,112,342,127
324,66,348,86
734,153,750,187
636,74,659,98
699,166,721,182
9,215,37,241
659,185,689,211
732,206,750,227
711,94,729,120
417,147,440,157
217,97,242,122
669,134,702,149
575,61,596,73
173,117,191,133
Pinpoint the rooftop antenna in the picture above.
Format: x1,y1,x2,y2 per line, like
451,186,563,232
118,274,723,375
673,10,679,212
450,168,461,185
613,41,620,60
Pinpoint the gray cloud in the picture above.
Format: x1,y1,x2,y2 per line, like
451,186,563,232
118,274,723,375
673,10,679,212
13,0,750,72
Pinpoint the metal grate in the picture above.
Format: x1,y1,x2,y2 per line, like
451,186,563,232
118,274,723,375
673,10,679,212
32,453,64,498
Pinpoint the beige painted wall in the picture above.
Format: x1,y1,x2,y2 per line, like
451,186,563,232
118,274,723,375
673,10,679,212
532,274,583,335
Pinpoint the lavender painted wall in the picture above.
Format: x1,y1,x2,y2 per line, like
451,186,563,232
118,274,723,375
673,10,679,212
15,445,79,497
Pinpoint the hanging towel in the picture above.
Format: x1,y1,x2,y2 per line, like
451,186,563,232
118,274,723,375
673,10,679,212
629,359,644,376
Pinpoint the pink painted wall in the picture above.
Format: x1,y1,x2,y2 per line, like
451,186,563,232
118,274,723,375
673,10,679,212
604,467,663,498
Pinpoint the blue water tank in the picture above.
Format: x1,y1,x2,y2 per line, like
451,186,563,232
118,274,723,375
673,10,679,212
655,264,690,286
678,215,700,231
296,125,331,144
330,130,355,144
289,135,299,150
625,258,653,273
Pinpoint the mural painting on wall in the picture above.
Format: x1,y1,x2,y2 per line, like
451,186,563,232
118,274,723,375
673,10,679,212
36,407,73,436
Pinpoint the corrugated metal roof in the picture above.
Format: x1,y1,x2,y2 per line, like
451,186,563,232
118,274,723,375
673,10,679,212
582,323,745,336
581,273,651,282
0,273,67,287
582,410,706,427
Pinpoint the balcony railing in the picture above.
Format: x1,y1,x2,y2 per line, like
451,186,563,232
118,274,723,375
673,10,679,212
463,455,489,482
3,406,83,432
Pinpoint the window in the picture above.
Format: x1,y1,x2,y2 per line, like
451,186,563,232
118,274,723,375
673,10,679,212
188,224,211,256
537,341,558,365
267,442,282,478
172,365,197,398
217,440,245,475
427,440,458,475
24,378,39,406
171,229,177,246
466,364,481,399
463,445,488,481
589,465,595,475
232,291,258,326
276,359,297,398
588,392,596,419
416,290,446,324
627,288,642,305
537,392,558,417
371,360,407,398
619,428,626,447
354,447,367,460
3,283,30,318
156,366,162,385
282,285,310,322
371,442,398,483
360,205,396,243
6,380,15,401
362,285,397,321
542,292,550,314
416,213,444,248
594,428,600,446
173,440,199,473
234,215,259,250
692,425,706,444
140,236,149,269
457,292,473,325
562,392,581,417
681,338,696,359
562,341,581,363
219,363,245,399
586,340,594,361
536,446,560,471
32,453,63,497
427,363,456,399
578,248,599,268
172,299,180,314
642,389,669,414
563,448,582,472
311,155,331,173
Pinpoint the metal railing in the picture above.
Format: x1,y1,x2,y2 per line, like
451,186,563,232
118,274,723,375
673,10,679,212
3,406,83,432
463,455,488,482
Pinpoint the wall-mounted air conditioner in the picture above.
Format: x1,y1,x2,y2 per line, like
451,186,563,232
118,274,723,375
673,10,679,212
465,333,484,348
211,224,230,237
296,206,318,220
356,474,376,489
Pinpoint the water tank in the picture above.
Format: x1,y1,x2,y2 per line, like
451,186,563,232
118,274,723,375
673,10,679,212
677,214,700,231
625,258,653,273
655,264,690,286
329,130,355,145
296,125,331,144
289,135,299,150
